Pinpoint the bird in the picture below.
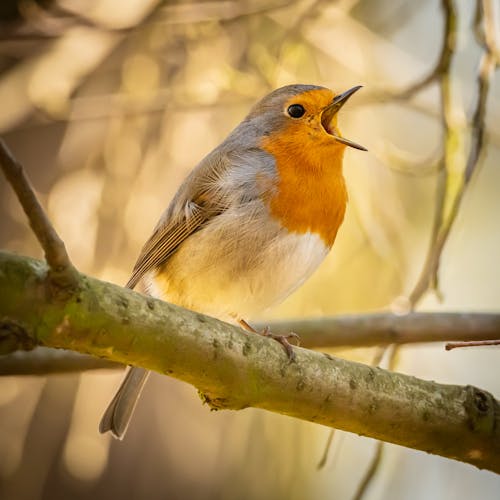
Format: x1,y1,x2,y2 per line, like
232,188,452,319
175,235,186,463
99,83,366,439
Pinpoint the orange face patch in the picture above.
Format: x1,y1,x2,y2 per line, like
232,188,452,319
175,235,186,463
260,89,348,247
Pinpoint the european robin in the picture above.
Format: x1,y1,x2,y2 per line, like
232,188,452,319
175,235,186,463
100,84,366,439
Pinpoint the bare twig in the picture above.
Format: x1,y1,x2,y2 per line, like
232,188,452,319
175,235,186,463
316,428,336,470
0,347,121,375
358,1,498,494
359,0,456,105
269,312,500,355
375,144,443,178
407,0,458,307
407,0,498,307
354,2,458,493
409,0,498,307
474,0,500,63
353,442,384,500
0,139,77,288
466,0,498,182
445,339,500,350
396,0,457,101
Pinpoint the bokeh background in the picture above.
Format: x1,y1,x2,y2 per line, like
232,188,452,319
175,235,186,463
1,1,499,499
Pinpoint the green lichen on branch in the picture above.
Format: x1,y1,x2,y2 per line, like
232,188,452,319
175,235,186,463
0,319,37,354
0,250,499,473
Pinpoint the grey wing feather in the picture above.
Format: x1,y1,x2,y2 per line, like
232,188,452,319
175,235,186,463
125,148,252,290
126,202,206,289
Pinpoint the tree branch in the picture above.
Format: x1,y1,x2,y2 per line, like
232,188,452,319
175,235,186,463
266,313,500,348
0,251,499,473
446,339,500,351
0,139,78,289
395,0,457,101
408,0,498,307
0,347,120,374
353,441,384,500
2,311,499,374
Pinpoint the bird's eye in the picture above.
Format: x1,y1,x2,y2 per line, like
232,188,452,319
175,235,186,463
287,104,305,118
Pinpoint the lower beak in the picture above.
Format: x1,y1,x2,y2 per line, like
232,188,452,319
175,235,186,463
321,85,367,151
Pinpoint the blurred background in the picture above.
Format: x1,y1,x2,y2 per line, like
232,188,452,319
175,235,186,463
0,0,499,499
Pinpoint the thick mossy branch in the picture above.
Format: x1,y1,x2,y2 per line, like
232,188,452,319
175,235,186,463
0,251,499,473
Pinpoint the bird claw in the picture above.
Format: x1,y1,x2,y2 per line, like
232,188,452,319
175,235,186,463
238,319,300,361
260,326,300,361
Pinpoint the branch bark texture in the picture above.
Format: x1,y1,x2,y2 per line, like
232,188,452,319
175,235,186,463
0,251,499,473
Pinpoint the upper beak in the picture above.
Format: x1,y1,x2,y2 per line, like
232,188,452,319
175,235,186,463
321,85,367,151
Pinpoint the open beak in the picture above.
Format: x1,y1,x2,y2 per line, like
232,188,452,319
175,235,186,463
321,85,367,151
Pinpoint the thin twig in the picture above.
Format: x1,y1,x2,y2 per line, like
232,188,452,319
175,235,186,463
352,441,384,500
397,0,457,101
445,339,500,350
358,0,497,492
409,0,498,307
376,144,443,178
354,4,459,494
316,428,336,470
356,1,498,496
360,0,457,106
474,0,500,63
267,309,500,349
0,347,121,375
0,139,77,288
408,0,458,307
466,0,498,182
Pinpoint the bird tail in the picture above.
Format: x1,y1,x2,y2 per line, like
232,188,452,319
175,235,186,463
99,366,150,439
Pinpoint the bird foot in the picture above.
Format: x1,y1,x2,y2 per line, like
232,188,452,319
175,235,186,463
260,326,300,361
239,320,300,361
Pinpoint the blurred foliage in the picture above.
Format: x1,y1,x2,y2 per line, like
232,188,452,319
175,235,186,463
0,0,54,23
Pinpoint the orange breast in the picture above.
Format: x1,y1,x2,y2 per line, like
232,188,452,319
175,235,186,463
261,125,348,247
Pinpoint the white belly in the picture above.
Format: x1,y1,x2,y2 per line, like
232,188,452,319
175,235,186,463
147,206,329,321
